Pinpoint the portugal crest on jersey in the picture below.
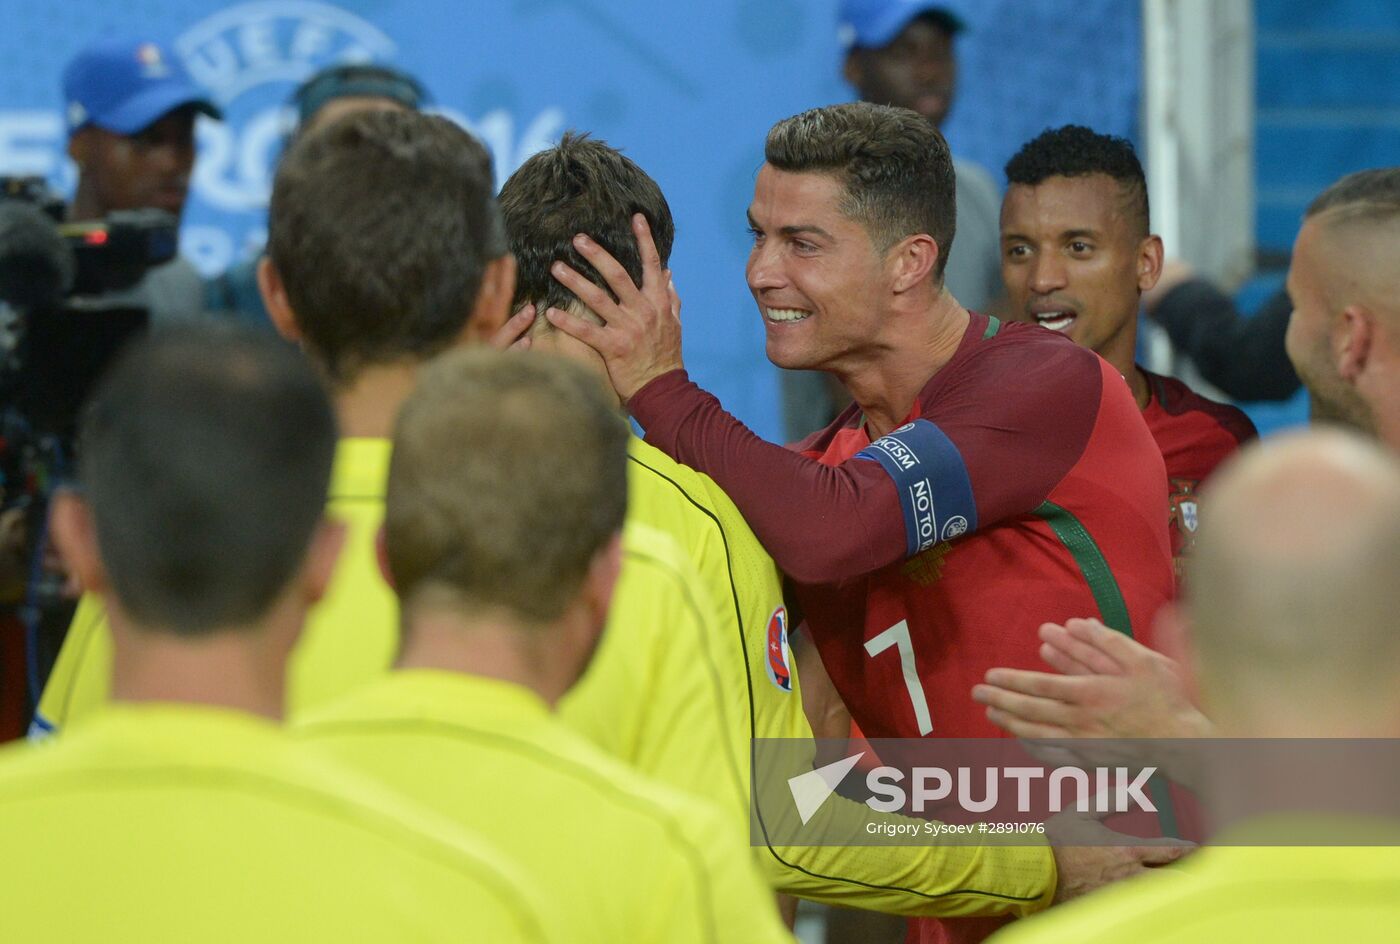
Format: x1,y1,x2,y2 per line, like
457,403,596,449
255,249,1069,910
1169,477,1201,545
765,606,793,693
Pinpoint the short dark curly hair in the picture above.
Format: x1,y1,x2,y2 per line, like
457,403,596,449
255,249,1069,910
1004,125,1149,236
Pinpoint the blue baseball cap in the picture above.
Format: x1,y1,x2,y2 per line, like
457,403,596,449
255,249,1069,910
63,37,221,136
838,0,966,51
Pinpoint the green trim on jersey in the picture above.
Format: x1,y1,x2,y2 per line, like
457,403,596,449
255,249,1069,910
1030,500,1181,837
981,315,1002,340
1030,500,1131,635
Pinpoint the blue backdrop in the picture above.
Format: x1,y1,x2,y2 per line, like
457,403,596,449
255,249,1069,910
0,0,1140,439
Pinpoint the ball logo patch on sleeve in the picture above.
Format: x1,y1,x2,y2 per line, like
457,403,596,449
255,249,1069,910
855,419,978,559
765,606,793,693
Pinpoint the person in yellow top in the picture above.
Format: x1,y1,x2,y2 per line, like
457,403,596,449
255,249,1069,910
33,107,734,836
1,326,553,943
991,430,1400,943
32,106,517,730
300,350,793,943
496,133,1121,917
31,53,442,737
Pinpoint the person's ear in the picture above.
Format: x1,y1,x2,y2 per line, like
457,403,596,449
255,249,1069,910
1137,234,1165,293
560,532,623,689
67,129,90,169
257,257,302,343
582,533,623,628
842,51,864,89
300,520,346,606
888,233,940,293
1336,304,1376,384
48,491,107,595
461,254,518,345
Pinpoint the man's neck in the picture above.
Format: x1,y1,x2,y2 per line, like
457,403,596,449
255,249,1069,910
1096,321,1151,409
68,184,105,224
836,293,970,440
334,361,421,438
108,613,292,722
1367,373,1400,452
1208,715,1400,831
396,602,577,708
1127,363,1152,410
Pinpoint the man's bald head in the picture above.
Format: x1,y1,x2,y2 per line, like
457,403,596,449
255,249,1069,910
1186,429,1400,729
1285,168,1400,437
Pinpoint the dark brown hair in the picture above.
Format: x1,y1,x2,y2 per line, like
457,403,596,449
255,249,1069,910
765,102,956,279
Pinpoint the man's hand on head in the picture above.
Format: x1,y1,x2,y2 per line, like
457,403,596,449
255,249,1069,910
489,304,537,352
545,214,684,402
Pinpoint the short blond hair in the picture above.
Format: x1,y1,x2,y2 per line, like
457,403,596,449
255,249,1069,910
385,349,628,621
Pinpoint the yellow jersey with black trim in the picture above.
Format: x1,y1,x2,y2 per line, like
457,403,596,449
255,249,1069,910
300,669,793,944
606,436,1057,918
0,702,555,942
988,820,1400,943
32,437,399,736
32,432,1055,919
560,519,746,818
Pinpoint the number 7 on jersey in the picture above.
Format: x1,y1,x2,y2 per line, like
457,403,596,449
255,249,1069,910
863,620,933,735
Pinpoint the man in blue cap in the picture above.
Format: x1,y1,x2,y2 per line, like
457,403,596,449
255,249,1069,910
780,1,1004,442
62,36,221,323
64,37,219,226
842,0,1003,315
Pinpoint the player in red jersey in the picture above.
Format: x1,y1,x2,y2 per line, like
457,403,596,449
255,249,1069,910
786,315,1170,742
541,102,1184,941
999,126,1256,580
973,167,1400,745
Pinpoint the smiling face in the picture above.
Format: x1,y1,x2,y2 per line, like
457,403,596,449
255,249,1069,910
1000,173,1161,375
746,164,895,373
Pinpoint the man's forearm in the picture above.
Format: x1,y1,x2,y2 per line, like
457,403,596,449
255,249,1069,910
629,370,904,583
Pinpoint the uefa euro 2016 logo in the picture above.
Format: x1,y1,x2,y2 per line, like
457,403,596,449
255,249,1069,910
171,2,400,271
170,1,563,276
765,606,793,693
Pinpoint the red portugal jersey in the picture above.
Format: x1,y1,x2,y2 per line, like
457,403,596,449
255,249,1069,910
628,312,1176,944
1141,369,1256,581
792,316,1173,743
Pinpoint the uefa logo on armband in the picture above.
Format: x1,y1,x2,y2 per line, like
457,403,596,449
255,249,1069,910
765,606,793,693
941,515,968,541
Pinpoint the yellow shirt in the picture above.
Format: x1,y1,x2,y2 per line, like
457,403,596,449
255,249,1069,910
0,702,553,943
288,437,398,712
300,670,794,944
988,820,1400,943
588,437,1056,917
34,434,1054,918
33,438,398,735
560,518,747,818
